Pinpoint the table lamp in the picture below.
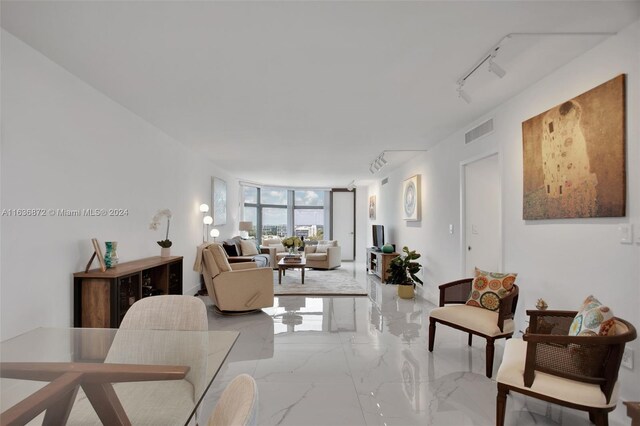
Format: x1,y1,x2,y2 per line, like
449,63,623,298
239,221,253,239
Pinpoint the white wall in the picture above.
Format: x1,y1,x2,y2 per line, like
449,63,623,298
0,31,241,340
365,20,640,399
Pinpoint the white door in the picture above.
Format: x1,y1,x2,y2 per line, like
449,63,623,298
464,154,500,275
332,190,355,261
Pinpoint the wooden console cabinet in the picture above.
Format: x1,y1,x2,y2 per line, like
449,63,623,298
366,248,399,283
74,256,183,328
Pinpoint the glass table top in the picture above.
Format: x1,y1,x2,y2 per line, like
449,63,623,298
0,327,239,425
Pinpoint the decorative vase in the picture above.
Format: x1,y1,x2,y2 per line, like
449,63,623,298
382,243,394,253
161,247,171,257
398,284,414,299
104,241,118,268
288,247,297,255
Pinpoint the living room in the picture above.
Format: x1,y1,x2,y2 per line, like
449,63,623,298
2,1,640,425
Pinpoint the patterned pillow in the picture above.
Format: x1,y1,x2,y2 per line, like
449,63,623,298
465,268,517,311
569,295,616,336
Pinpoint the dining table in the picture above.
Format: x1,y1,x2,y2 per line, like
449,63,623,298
0,327,239,425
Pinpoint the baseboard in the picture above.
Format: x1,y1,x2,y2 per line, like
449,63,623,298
183,283,200,296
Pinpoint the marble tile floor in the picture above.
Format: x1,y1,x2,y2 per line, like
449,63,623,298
198,263,629,426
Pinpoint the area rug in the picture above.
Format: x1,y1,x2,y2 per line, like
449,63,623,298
273,268,367,296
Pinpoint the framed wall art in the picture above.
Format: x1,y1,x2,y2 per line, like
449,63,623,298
211,177,227,226
402,175,420,221
522,74,626,219
369,195,376,220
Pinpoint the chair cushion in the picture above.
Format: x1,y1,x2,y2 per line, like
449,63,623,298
497,339,619,408
569,295,616,336
306,253,327,261
465,268,517,311
211,244,232,272
430,305,514,336
317,240,337,247
240,239,259,256
315,244,330,253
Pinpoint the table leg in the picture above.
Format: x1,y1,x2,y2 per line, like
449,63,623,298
302,267,305,284
82,382,131,426
278,268,282,284
43,384,79,426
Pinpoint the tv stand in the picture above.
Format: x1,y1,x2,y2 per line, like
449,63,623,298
366,248,398,283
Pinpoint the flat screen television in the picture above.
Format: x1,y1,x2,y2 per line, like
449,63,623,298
372,225,384,250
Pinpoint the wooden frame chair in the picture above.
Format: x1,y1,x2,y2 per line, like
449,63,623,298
496,310,637,426
428,278,519,378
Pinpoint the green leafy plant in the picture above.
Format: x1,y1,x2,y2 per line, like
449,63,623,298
386,246,423,286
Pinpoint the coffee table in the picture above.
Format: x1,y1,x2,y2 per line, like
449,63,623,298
278,258,307,284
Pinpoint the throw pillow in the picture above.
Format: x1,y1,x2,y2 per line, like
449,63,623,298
316,244,330,253
240,239,259,256
465,268,517,311
222,242,239,257
569,295,616,336
272,243,286,253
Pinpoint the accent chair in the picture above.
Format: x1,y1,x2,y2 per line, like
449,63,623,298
202,243,274,314
496,310,637,426
429,278,519,378
303,240,341,270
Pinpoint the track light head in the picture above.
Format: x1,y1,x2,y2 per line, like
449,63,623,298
457,87,472,104
379,154,387,165
369,164,376,174
488,60,506,78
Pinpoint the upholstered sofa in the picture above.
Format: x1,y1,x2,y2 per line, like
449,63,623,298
223,236,270,267
304,240,341,270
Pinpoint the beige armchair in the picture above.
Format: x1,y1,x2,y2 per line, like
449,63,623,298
304,240,341,270
202,243,274,314
260,238,288,268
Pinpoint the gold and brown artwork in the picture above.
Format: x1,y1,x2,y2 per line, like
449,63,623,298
522,74,626,219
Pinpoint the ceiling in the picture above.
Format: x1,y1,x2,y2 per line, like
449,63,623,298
2,1,639,187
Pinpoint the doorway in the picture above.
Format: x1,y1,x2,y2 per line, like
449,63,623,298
331,189,355,261
461,153,501,275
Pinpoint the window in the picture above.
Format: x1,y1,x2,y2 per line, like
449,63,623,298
242,187,328,242
294,190,324,240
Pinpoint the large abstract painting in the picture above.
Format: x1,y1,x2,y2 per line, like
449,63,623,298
522,75,626,220
211,177,227,225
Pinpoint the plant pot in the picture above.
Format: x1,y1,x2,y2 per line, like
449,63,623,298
397,284,414,299
160,247,171,257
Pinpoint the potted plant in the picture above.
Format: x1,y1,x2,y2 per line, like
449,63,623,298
149,209,172,256
386,246,423,299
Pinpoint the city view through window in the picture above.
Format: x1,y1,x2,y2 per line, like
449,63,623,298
242,187,326,242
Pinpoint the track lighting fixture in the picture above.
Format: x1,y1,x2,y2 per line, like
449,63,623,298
369,153,387,174
455,31,615,103
457,86,472,104
488,59,506,78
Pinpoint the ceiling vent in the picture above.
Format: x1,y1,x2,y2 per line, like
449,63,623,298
381,178,389,185
465,118,494,144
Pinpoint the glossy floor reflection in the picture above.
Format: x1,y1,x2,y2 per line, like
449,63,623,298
199,263,628,426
